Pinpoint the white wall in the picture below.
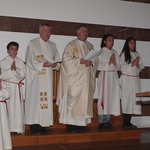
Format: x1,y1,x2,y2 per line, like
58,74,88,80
0,0,150,62
1,0,150,29
0,0,150,127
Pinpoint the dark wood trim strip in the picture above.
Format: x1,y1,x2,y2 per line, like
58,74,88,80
0,15,150,41
122,0,150,4
139,66,150,79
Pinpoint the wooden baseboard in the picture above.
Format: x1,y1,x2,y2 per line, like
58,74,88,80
12,127,145,147
13,98,145,147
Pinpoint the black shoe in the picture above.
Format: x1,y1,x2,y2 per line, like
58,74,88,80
123,123,137,129
75,126,89,133
30,124,43,134
11,132,22,135
103,122,113,129
66,125,76,133
31,129,41,135
98,123,105,129
130,123,137,129
40,127,51,134
123,125,132,129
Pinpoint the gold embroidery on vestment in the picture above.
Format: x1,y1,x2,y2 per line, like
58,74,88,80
36,55,44,61
38,69,46,74
40,92,48,101
72,48,79,58
40,104,48,109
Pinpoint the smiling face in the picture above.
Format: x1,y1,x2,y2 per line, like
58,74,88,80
77,27,89,42
7,45,18,59
128,39,136,52
39,25,51,42
104,36,114,50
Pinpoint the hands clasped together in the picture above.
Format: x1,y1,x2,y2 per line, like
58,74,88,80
43,62,57,68
80,58,93,67
109,53,116,66
132,57,139,68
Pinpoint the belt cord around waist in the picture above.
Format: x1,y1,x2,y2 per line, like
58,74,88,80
4,80,24,103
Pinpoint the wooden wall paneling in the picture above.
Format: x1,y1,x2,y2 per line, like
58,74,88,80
1,15,150,41
142,104,150,116
139,67,150,79
122,0,150,4
53,70,60,100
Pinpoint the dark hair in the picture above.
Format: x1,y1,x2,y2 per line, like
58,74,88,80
101,34,114,48
7,41,19,50
120,37,136,64
39,22,52,30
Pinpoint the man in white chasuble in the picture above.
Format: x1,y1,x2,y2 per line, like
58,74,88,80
56,24,97,133
25,23,60,134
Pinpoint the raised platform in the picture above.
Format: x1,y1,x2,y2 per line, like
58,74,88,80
12,102,145,147
12,127,145,147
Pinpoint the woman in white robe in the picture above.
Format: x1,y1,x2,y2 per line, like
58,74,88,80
0,41,26,134
0,78,12,150
120,37,144,129
97,34,120,129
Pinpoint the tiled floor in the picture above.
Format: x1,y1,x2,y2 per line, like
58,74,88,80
13,128,150,150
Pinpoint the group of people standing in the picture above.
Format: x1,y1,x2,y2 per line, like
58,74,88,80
57,25,144,132
97,34,144,129
0,22,144,150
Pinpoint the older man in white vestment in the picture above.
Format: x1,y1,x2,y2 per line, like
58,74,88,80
56,24,96,133
25,23,60,134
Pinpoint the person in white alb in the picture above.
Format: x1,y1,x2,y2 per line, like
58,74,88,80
120,37,144,129
0,41,26,134
25,23,60,134
56,24,97,133
0,72,12,150
97,34,120,129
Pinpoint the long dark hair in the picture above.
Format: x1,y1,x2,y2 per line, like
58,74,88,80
120,37,137,64
101,33,114,48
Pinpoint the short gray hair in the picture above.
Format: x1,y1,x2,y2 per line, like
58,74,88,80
39,22,52,31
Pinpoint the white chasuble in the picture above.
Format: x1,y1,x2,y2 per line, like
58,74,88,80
25,37,60,126
57,39,96,126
